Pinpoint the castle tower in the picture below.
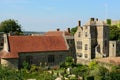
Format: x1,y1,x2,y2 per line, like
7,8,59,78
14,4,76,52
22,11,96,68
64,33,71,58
74,18,109,62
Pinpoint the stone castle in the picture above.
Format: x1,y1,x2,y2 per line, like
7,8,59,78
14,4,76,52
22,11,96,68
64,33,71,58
74,18,120,61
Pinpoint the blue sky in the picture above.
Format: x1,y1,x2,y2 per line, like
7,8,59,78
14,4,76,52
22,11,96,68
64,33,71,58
0,0,120,31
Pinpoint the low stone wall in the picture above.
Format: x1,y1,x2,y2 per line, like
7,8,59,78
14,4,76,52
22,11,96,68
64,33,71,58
1,58,18,69
77,58,91,65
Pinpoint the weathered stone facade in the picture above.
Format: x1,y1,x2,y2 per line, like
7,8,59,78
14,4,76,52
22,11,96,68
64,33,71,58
109,41,120,57
19,51,70,68
74,18,109,61
1,58,18,69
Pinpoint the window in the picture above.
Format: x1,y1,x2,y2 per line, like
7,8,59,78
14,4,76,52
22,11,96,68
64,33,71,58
48,55,55,63
78,53,82,57
26,56,33,65
77,41,82,49
113,44,114,47
85,44,88,50
85,32,87,37
78,32,81,37
85,54,88,58
59,55,63,61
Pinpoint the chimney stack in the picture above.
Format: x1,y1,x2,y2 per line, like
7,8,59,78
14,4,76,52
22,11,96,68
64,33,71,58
96,18,98,21
90,18,95,21
78,20,81,26
67,28,71,33
57,28,60,31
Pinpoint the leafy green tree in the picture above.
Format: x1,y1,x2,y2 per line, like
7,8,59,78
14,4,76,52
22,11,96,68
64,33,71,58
109,25,120,40
72,65,89,79
71,26,77,35
106,19,111,25
0,19,23,35
88,61,109,80
105,66,120,80
60,57,76,68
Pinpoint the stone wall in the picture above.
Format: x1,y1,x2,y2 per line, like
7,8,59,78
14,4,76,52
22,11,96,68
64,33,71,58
1,58,18,69
19,51,71,68
109,41,120,57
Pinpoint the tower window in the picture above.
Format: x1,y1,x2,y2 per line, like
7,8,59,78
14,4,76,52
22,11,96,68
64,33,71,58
85,54,88,58
85,32,87,37
85,44,88,50
113,44,114,47
77,41,82,49
78,32,81,37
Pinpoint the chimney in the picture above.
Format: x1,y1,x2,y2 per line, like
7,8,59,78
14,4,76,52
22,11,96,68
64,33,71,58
57,28,60,31
90,18,94,21
3,34,9,52
78,20,81,26
67,28,71,33
96,18,98,21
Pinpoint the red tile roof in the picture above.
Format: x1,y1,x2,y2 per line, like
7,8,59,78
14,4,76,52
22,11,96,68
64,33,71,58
0,36,68,58
45,31,72,36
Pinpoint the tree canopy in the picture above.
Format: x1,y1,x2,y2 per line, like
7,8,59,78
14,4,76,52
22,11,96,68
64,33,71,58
109,25,120,40
0,19,23,35
70,26,77,35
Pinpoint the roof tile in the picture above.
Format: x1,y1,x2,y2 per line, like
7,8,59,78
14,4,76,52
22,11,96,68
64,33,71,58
1,36,68,58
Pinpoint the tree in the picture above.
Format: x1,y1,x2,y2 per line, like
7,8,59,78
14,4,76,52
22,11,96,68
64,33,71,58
71,26,77,35
0,19,23,35
109,25,120,40
88,61,109,80
60,57,75,68
106,19,111,25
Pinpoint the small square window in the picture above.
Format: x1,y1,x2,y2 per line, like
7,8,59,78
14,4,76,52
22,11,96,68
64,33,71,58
77,41,82,49
113,44,114,47
85,44,88,50
78,32,81,37
85,54,88,58
85,32,87,37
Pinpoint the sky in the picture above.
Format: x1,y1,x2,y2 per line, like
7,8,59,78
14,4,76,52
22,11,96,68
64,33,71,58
0,0,120,32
